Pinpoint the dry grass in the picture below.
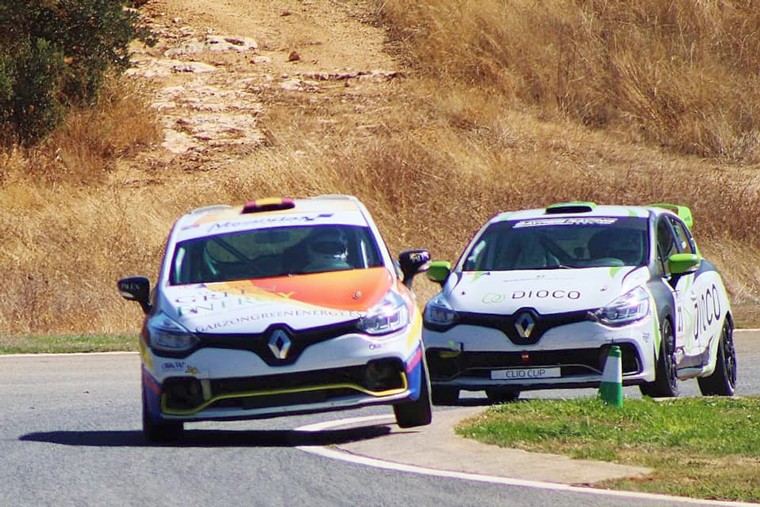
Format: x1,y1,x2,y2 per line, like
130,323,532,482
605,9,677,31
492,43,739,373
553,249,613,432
2,1,760,335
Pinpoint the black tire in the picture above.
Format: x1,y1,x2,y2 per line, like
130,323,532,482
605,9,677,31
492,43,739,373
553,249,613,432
698,319,737,396
431,386,460,406
394,362,433,428
142,388,184,443
639,318,679,398
485,388,520,403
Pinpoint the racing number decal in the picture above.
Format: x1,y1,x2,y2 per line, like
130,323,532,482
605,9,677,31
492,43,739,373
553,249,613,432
693,284,721,341
676,299,684,335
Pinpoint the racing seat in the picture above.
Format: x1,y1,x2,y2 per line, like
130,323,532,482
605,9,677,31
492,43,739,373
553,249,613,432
588,229,643,265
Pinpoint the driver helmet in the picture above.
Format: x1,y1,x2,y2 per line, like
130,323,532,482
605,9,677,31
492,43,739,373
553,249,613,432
307,227,349,266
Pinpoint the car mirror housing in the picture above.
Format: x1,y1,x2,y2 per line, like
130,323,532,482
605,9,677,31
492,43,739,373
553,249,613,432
117,276,152,314
426,260,452,285
668,253,701,275
398,249,431,289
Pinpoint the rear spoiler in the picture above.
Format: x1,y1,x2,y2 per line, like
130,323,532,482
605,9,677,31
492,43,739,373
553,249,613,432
650,203,694,229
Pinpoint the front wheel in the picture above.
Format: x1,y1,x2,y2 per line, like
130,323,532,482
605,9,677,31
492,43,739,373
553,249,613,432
698,319,737,396
394,362,433,428
639,318,679,398
143,387,184,443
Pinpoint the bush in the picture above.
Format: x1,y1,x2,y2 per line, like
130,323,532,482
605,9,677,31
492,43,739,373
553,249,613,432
0,0,152,146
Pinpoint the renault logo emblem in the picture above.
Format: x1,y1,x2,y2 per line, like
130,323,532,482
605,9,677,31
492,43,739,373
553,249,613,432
268,329,292,359
514,312,535,339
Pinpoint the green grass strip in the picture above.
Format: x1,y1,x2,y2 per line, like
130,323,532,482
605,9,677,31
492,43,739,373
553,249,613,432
457,397,760,502
0,334,138,354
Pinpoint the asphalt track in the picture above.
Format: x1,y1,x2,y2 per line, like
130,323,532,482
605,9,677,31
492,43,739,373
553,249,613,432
297,329,760,506
2,330,758,506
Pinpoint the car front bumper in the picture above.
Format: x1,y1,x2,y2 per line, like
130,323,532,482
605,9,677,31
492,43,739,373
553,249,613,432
423,318,658,391
142,330,425,421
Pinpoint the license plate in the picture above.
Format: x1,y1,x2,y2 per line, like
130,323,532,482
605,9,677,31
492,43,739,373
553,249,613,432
491,367,561,380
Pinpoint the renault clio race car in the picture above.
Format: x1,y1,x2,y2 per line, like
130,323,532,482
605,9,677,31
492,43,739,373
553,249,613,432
118,195,432,442
422,202,737,404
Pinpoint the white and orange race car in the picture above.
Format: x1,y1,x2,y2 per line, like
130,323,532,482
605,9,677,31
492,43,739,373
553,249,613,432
119,195,432,442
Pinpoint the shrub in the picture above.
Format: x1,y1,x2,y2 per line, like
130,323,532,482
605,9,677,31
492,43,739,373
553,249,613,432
0,0,152,146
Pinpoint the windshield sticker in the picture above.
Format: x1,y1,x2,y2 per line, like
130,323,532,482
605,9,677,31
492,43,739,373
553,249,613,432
513,218,618,228
202,213,335,232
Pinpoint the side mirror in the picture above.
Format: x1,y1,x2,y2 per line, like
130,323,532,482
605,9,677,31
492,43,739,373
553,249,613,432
668,253,700,275
398,249,431,289
426,260,452,286
118,276,152,314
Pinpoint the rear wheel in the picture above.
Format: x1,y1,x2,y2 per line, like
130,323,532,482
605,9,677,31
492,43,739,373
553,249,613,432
142,387,184,443
394,362,433,428
698,319,737,396
431,386,460,406
639,318,679,398
485,388,520,403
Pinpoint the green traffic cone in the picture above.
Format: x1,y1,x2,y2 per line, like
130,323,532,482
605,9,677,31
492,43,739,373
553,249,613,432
598,345,623,407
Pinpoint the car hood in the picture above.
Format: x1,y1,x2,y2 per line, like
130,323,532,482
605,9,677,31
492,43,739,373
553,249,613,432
159,267,394,334
445,266,648,315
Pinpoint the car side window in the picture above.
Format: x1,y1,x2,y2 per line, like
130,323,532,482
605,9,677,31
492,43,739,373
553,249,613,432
656,218,678,273
668,217,695,255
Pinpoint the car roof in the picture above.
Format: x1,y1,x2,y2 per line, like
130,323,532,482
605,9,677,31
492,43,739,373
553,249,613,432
171,195,372,242
487,202,692,228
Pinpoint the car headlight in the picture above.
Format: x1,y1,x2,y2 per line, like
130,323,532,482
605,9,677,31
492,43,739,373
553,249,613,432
593,286,650,326
147,313,200,352
358,291,410,336
423,293,458,330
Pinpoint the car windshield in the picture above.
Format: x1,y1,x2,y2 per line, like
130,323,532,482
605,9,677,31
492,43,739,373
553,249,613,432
461,216,648,271
170,224,384,284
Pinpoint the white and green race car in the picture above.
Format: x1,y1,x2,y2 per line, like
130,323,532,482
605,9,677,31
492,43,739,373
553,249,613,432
423,202,737,404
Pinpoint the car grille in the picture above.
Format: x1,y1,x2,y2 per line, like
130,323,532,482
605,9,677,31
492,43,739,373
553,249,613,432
426,343,641,381
453,309,592,345
186,321,359,365
162,359,406,413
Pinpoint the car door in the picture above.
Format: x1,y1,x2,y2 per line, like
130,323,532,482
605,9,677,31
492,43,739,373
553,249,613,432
655,216,697,360
667,216,700,358
668,215,723,358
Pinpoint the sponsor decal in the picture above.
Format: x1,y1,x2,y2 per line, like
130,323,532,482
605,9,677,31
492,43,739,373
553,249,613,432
176,294,272,316
482,293,506,304
175,288,298,316
196,308,363,332
159,361,199,375
161,361,188,371
511,289,581,300
514,218,617,228
405,345,423,372
694,283,721,341
205,213,335,232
